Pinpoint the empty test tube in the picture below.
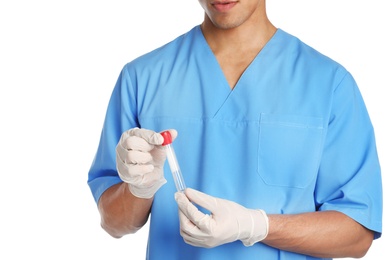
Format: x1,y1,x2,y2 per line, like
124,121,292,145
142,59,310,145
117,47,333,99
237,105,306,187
161,131,186,192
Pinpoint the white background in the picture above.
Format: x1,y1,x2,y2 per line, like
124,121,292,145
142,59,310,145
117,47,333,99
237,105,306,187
0,0,388,259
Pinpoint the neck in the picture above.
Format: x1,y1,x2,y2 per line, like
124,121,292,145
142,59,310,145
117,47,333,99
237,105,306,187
200,7,276,54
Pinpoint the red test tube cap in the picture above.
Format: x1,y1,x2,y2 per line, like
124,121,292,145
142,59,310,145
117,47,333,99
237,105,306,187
161,131,172,146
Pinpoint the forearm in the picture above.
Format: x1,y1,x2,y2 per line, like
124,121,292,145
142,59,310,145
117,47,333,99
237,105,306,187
263,210,374,258
98,182,153,238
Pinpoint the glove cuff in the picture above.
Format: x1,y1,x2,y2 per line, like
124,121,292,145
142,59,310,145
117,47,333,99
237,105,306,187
241,209,269,247
128,178,167,199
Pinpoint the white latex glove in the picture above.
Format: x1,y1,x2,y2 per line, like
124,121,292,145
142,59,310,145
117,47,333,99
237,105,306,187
175,188,269,248
116,127,177,199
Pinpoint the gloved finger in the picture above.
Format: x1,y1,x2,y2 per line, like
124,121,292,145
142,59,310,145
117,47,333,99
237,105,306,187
128,127,164,146
175,191,213,232
118,165,161,186
178,208,209,247
116,145,153,164
119,134,156,152
129,170,166,187
116,153,154,181
178,209,196,234
184,188,219,214
126,135,156,152
118,129,155,155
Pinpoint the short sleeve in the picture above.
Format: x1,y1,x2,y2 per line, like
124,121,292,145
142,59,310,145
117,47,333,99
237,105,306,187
315,71,382,238
87,64,139,204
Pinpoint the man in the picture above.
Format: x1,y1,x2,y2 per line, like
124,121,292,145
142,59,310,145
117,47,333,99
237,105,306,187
88,0,382,259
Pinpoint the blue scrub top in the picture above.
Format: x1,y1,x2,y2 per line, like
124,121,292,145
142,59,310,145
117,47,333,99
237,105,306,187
88,26,382,260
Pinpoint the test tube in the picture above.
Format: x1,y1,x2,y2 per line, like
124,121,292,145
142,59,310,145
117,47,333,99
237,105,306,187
161,131,186,192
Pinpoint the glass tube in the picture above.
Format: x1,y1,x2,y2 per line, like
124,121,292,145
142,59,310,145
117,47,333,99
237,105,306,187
161,131,186,192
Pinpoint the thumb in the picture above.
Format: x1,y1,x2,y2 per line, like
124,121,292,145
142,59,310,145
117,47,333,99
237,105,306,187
168,129,178,141
160,129,178,142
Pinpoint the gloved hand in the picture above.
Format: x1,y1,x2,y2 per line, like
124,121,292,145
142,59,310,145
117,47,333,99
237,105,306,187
175,188,269,248
116,127,177,199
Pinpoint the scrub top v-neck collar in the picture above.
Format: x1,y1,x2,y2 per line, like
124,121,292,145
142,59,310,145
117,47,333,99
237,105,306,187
195,26,281,91
193,25,282,118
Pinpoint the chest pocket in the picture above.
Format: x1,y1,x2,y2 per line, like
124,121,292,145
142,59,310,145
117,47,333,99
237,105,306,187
258,113,324,188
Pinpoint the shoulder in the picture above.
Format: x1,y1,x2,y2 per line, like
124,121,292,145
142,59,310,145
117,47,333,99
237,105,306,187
278,29,345,69
276,29,351,84
123,26,201,73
